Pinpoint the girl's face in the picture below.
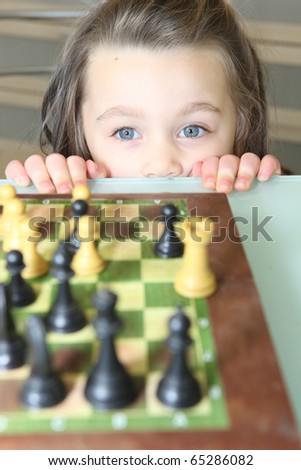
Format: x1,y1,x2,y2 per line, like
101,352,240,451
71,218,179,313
82,46,237,177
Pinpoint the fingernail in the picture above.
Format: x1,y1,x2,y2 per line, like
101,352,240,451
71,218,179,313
40,182,55,192
258,172,268,182
73,179,87,187
57,184,73,194
217,180,231,191
204,177,215,189
96,168,106,177
16,176,30,186
94,163,106,177
235,177,249,189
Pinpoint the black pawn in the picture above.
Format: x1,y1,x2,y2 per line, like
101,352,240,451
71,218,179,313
66,199,89,253
84,288,136,409
156,305,202,408
45,241,87,333
154,204,184,258
6,250,36,307
20,315,67,408
0,283,26,370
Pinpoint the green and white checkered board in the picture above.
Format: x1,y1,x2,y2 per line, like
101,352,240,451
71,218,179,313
0,197,229,434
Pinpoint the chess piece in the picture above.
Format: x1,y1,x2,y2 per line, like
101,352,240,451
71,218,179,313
0,184,17,237
72,184,91,203
2,198,25,248
0,283,26,370
20,315,67,408
154,204,184,258
66,199,89,253
59,193,89,243
19,217,48,279
2,202,48,279
174,217,217,298
6,250,36,307
45,241,87,333
156,305,202,408
71,215,105,276
0,183,16,205
84,288,136,409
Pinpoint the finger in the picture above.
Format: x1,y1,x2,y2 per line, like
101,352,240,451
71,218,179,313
190,161,203,177
257,154,282,181
234,153,261,191
215,154,240,193
5,160,31,186
45,153,73,193
200,156,220,190
86,160,107,179
67,156,88,187
24,155,56,193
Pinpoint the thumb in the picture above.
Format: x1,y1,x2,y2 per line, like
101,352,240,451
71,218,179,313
86,160,107,179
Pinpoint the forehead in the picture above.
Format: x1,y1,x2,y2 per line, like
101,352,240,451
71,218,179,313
83,45,232,108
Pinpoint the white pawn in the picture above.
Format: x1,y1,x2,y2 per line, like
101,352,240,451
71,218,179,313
2,198,26,251
19,218,48,279
0,183,16,205
72,215,105,276
72,184,91,203
2,199,48,279
0,185,18,238
174,217,216,298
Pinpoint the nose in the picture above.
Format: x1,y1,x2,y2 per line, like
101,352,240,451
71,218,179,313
141,142,183,177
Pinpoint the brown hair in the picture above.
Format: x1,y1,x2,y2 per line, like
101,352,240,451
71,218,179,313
41,0,268,159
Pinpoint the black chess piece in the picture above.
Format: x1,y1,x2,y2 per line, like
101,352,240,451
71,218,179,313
20,315,67,408
156,305,202,408
84,288,136,409
154,204,184,258
45,241,87,333
6,250,36,307
0,283,26,370
66,199,89,253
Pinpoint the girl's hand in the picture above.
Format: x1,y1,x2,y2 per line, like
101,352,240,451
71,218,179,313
5,154,106,193
191,153,282,193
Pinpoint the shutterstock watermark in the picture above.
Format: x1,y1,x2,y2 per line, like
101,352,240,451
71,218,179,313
233,207,274,242
27,206,274,244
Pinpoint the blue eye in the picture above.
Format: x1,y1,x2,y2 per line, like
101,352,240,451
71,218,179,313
179,125,206,138
114,127,139,140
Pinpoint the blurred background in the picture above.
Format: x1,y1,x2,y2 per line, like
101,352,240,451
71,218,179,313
0,0,300,177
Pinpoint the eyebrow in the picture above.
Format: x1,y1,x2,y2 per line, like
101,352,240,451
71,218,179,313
178,102,221,117
96,101,220,121
96,106,144,121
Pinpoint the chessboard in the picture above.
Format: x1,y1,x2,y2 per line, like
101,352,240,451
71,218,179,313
0,189,299,450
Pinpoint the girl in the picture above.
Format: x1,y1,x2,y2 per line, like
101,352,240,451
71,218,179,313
5,0,281,193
